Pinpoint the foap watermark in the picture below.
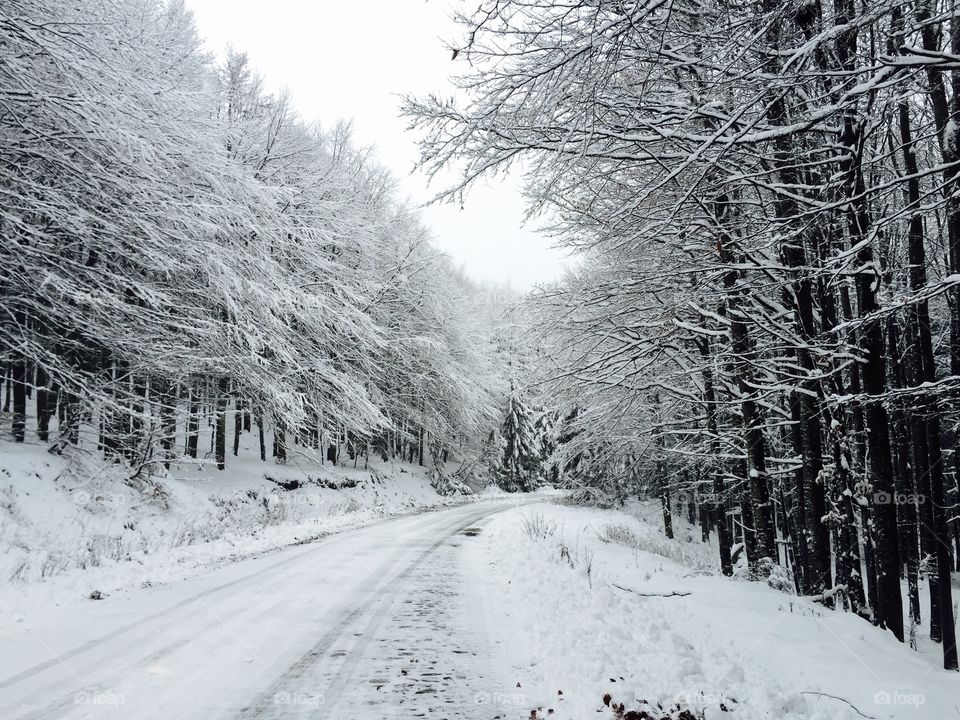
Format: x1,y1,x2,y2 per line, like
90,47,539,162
273,691,324,708
272,493,323,507
466,289,519,311
872,491,926,506
873,690,925,707
74,690,125,707
73,490,125,508
670,691,735,709
474,691,526,707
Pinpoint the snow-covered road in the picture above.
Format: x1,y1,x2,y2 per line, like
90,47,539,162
0,499,532,720
9,497,955,720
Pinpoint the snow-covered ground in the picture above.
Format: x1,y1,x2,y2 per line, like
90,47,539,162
3,465,956,720
0,498,535,720
471,502,958,720
0,434,512,619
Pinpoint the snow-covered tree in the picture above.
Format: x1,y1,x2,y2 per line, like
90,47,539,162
406,0,960,666
494,385,540,492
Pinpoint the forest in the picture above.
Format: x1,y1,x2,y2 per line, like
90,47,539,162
404,0,960,670
0,0,522,498
3,0,960,699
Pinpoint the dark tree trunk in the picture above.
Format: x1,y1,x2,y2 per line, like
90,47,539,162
832,0,902,639
763,0,829,587
700,503,711,543
914,0,959,667
700,337,733,575
800,393,829,594
889,317,922,630
233,397,242,457
153,379,177,470
2,364,10,413
275,418,287,463
214,378,228,470
35,366,53,442
787,393,809,594
717,225,775,567
186,384,199,459
740,472,758,567
256,409,266,461
736,347,775,565
853,250,901,640
11,354,26,443
661,487,674,540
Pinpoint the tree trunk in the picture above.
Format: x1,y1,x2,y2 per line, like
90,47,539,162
739,470,758,567
146,379,172,469
716,213,775,568
35,366,53,442
186,383,199,459
831,0,903,639
762,0,829,589
214,378,228,470
914,0,960,666
2,364,10,413
275,417,287,463
735,336,776,565
257,409,266,461
787,393,809,594
698,336,733,575
661,487,674,540
11,353,26,443
233,397,242,457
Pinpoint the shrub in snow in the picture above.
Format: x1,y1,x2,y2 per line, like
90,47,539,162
520,512,556,540
761,558,795,593
599,521,715,573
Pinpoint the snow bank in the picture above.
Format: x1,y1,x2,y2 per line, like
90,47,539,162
468,502,959,720
0,437,498,617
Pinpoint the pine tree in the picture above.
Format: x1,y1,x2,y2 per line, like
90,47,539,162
534,408,559,485
495,386,540,492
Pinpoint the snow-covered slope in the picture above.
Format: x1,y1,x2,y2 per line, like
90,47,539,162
467,502,958,720
0,436,499,618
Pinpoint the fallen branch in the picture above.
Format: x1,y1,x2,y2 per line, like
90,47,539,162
800,691,876,719
802,585,848,604
612,583,691,598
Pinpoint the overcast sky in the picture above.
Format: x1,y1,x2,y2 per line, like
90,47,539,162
184,0,572,291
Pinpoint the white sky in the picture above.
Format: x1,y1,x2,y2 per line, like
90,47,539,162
184,0,572,291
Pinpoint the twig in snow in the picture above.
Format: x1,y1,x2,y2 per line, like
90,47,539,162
801,691,876,719
611,583,691,597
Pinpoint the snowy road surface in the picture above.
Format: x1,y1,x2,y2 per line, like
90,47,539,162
6,497,956,720
0,499,533,720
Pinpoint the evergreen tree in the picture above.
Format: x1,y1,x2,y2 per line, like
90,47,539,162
495,385,540,492
533,408,559,486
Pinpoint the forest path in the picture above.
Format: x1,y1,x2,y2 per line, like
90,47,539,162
0,498,538,720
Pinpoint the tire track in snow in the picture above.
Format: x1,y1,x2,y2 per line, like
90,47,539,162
0,511,420,692
233,506,499,720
